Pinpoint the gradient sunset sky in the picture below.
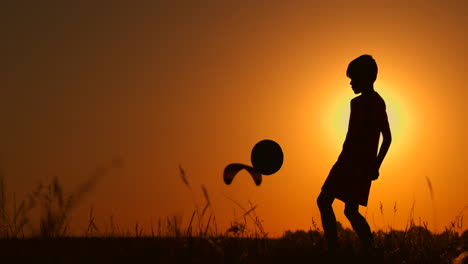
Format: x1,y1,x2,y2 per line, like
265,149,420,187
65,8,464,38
2,1,467,236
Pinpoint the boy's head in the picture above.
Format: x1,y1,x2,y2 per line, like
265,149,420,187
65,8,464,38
346,55,378,94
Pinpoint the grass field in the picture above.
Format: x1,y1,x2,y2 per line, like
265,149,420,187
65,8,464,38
0,168,466,263
0,228,467,263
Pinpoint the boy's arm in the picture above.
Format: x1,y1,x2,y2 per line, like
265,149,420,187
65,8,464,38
376,117,392,169
371,111,392,180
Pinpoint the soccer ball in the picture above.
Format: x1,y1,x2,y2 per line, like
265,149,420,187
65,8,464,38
251,139,283,175
223,139,283,186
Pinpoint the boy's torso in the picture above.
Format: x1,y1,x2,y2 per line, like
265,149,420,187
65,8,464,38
338,91,386,168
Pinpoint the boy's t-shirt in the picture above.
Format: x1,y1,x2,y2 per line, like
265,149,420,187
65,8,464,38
322,91,388,206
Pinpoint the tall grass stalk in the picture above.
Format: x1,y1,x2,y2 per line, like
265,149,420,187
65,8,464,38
178,166,203,235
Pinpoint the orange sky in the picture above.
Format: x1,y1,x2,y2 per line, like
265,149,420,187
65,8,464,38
2,1,467,236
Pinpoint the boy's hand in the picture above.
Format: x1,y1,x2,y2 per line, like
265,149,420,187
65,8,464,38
369,166,379,181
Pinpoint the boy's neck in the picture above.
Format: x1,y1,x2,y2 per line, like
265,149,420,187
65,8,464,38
361,86,375,95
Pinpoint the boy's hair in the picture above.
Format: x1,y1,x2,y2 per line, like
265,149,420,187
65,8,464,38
346,55,378,83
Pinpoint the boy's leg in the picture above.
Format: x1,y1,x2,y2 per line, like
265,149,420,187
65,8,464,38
344,203,374,249
317,190,337,250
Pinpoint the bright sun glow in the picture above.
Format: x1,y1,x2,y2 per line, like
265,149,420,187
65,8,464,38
325,81,411,154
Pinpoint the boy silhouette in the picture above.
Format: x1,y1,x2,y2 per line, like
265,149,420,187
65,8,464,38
317,55,392,251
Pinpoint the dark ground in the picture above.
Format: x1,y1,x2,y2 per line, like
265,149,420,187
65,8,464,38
0,237,373,264
1,234,466,264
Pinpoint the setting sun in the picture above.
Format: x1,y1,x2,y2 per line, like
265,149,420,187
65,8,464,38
325,81,413,155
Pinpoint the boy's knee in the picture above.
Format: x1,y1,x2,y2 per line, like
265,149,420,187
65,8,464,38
317,192,331,210
344,207,358,219
316,196,323,209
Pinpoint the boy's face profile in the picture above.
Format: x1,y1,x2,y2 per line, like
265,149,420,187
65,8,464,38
349,76,369,94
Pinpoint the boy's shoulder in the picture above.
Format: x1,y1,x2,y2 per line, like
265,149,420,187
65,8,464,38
351,92,386,109
373,92,386,108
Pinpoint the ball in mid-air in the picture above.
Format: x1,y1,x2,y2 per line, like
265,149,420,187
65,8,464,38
251,139,283,175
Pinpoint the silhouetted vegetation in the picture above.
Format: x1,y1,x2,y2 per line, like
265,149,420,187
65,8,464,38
0,166,466,263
